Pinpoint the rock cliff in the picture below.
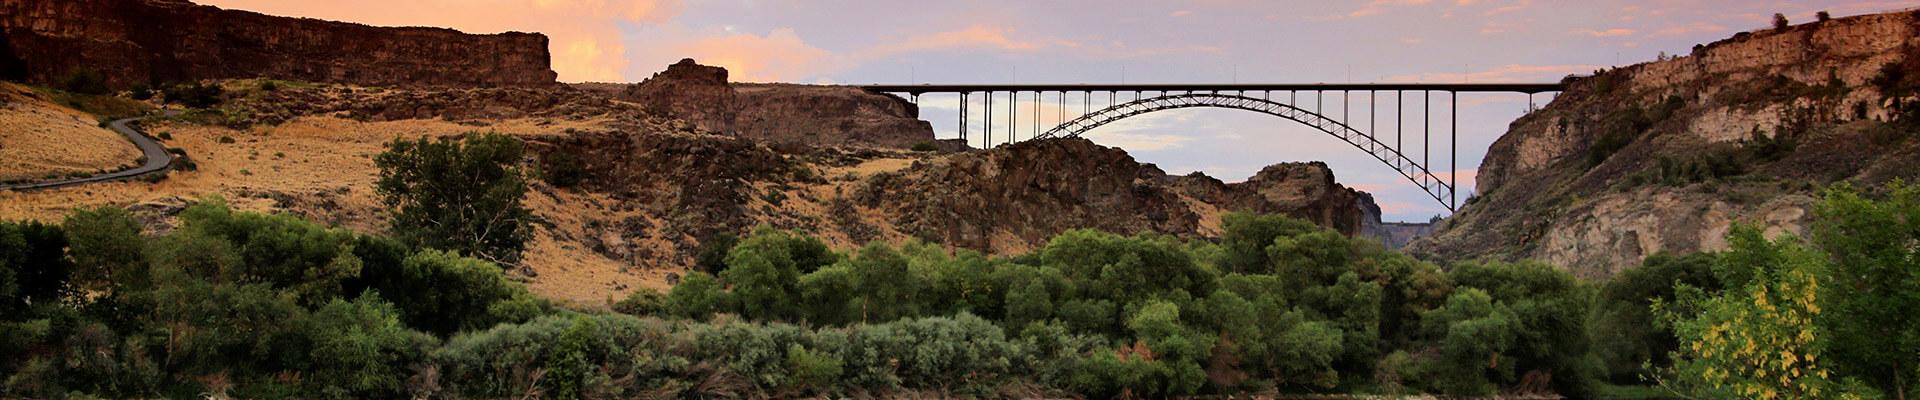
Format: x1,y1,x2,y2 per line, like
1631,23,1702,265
1408,10,1920,277
0,0,556,88
849,138,1378,254
622,59,935,149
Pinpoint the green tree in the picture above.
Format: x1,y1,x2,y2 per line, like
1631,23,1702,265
848,243,924,323
0,221,72,315
1656,226,1866,399
1218,212,1319,274
369,249,536,335
665,271,731,319
374,133,533,265
173,200,362,306
1590,252,1719,383
797,265,857,324
299,294,435,399
1039,230,1215,312
62,207,146,297
1447,260,1595,396
1413,288,1519,395
1811,183,1920,399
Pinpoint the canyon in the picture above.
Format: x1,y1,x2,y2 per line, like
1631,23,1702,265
1409,10,1920,277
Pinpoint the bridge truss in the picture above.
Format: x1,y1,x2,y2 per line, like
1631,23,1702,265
859,83,1562,211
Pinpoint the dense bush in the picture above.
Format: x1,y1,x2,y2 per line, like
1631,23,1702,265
8,183,1919,398
0,200,539,398
162,82,225,109
662,213,1575,396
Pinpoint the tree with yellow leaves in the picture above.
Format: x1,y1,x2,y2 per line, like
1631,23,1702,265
1655,226,1877,399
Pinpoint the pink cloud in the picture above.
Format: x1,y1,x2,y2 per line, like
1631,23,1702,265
859,25,1047,58
1583,28,1636,37
670,28,834,82
1648,21,1729,38
1348,0,1434,18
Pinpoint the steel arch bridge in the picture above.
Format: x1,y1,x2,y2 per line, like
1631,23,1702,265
859,83,1564,211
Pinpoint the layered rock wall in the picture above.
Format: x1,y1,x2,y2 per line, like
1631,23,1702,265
1411,10,1920,277
0,0,557,88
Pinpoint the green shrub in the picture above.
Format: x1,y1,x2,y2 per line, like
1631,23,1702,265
613,289,666,316
128,84,155,101
162,82,224,109
541,151,586,188
910,141,939,152
56,69,111,95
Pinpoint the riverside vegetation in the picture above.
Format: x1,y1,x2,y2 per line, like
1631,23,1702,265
0,133,1916,399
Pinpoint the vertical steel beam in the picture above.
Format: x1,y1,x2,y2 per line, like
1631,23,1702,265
1424,91,1431,173
1397,91,1403,150
1451,90,1459,210
984,91,993,148
959,92,968,144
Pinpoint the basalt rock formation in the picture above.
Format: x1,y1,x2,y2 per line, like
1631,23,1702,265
1408,10,1920,277
0,0,556,88
1166,162,1375,236
622,59,935,149
850,138,1379,254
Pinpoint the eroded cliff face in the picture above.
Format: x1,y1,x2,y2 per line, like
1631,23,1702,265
622,59,935,149
1409,10,1920,278
0,0,557,88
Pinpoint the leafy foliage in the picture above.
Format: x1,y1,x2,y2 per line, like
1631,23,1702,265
1656,227,1857,399
1811,183,1920,398
374,132,534,264
10,184,1920,398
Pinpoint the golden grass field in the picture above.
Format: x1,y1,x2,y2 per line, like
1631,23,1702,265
0,110,658,305
0,83,140,182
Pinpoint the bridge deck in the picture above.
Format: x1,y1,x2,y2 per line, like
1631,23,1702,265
859,82,1565,94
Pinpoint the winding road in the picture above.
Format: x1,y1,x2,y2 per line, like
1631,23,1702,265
2,111,178,191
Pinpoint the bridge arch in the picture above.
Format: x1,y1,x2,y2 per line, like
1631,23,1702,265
1033,93,1458,210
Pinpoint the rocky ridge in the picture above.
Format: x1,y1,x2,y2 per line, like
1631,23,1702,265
1409,10,1920,277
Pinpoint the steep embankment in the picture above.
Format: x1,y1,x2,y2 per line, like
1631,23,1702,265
0,0,555,88
1409,11,1920,277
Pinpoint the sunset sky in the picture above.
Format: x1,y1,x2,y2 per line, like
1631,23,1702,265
200,0,1912,221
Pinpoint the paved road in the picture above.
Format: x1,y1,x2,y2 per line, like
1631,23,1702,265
3,111,178,191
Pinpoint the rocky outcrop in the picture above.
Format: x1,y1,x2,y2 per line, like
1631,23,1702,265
0,0,556,88
1409,10,1920,277
623,59,736,134
1167,162,1374,235
622,59,935,149
850,138,1378,253
853,138,1203,252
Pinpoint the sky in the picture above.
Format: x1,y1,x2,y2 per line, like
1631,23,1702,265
200,0,1916,221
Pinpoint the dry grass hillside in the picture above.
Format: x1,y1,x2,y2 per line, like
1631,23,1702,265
0,83,140,182
1,80,1382,307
